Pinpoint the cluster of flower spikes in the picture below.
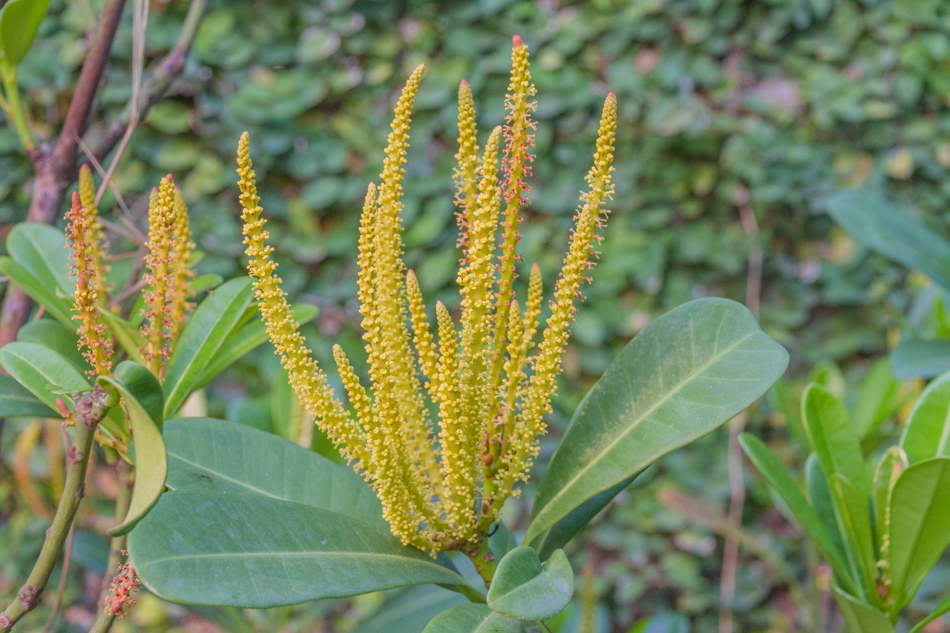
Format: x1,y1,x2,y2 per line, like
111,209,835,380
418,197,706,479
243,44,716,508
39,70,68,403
237,35,616,555
139,174,195,379
103,556,140,617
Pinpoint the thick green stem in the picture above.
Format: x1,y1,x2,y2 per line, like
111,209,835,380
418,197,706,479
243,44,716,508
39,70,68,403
0,388,114,632
0,63,34,152
466,538,498,589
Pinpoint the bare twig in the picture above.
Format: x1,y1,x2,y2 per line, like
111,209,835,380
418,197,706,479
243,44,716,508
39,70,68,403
93,0,207,164
0,388,115,632
95,0,149,207
75,135,134,222
719,187,763,633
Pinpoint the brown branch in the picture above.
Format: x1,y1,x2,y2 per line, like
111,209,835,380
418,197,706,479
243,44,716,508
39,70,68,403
93,0,206,164
0,0,127,353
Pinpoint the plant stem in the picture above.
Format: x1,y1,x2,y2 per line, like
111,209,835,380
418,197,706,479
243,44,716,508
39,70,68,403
466,538,498,589
0,63,34,152
0,388,114,632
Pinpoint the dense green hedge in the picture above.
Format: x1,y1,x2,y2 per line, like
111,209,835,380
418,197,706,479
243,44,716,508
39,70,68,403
4,0,950,629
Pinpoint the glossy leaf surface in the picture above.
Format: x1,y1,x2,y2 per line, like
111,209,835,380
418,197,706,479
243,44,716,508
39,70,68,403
98,361,166,536
128,490,466,607
832,587,894,633
528,298,788,543
162,417,386,530
0,0,50,66
0,374,54,417
890,340,950,380
486,547,573,620
901,371,950,463
802,384,867,494
423,604,521,633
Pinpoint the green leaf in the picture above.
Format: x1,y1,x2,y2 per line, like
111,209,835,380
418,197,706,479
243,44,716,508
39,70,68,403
739,434,858,594
0,0,50,67
99,310,147,365
18,319,90,375
97,362,166,536
832,586,894,633
528,473,637,560
486,547,573,620
0,374,54,417
0,257,73,327
901,370,950,463
352,586,467,633
890,340,950,380
805,454,848,572
128,490,467,607
162,278,255,417
852,359,901,439
909,593,950,633
0,341,89,411
826,189,950,291
194,303,318,388
527,298,788,544
829,474,877,603
801,384,868,495
161,416,387,531
423,604,521,633
887,457,950,611
6,223,73,300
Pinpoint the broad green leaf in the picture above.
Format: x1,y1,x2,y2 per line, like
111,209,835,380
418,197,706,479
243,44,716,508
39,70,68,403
195,303,318,388
901,371,950,463
739,434,857,594
0,257,73,326
128,490,466,607
829,474,877,604
423,604,521,633
486,547,573,620
887,457,950,611
189,273,223,294
801,384,868,494
0,341,89,411
527,298,788,544
826,189,950,291
872,447,907,550
352,586,467,633
805,454,847,571
0,374,54,417
161,417,387,531
99,310,147,365
0,0,50,67
18,319,90,375
271,365,305,441
98,362,166,536
852,359,901,439
163,278,255,417
528,473,637,560
488,522,519,561
832,587,894,633
890,340,950,380
6,223,72,299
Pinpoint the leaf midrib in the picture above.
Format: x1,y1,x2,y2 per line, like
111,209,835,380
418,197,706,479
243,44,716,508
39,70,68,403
138,549,455,574
532,327,760,532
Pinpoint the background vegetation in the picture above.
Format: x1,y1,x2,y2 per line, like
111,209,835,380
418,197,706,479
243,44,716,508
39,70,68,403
2,0,950,631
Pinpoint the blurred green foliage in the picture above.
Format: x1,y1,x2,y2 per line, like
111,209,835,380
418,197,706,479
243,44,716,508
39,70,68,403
4,0,950,631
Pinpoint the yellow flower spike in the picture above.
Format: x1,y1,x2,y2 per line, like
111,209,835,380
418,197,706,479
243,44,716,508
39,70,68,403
522,262,543,354
489,35,537,401
453,79,480,240
65,191,113,376
406,269,440,391
237,133,368,470
141,175,178,377
357,183,379,341
435,300,476,538
167,186,195,347
483,93,617,526
77,164,110,305
366,64,445,507
501,299,526,433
